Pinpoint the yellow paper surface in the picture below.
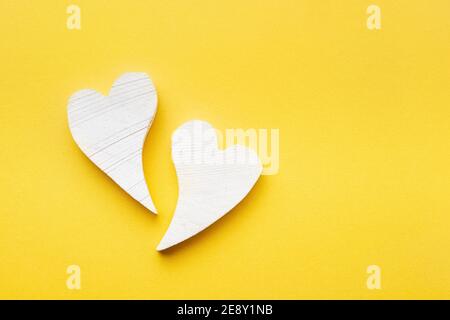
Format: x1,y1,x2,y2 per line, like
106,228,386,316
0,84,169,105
1,0,449,299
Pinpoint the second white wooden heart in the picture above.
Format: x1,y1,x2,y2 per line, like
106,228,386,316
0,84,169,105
157,120,262,250
67,72,157,213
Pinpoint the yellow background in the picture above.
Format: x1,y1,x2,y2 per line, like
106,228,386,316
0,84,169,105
1,0,450,299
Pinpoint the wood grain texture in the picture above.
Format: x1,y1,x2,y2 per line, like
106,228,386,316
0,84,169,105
157,120,262,250
67,72,157,213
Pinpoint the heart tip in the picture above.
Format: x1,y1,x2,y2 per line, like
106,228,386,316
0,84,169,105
140,198,157,214
156,239,173,251
156,244,166,251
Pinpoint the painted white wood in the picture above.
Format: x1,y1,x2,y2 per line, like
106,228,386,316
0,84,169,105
67,72,157,213
157,120,262,250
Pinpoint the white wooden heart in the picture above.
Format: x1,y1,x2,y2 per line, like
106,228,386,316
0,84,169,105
67,72,157,213
157,120,262,250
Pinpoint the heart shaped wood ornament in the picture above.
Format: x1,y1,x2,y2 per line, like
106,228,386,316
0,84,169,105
157,120,262,250
67,72,157,213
